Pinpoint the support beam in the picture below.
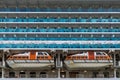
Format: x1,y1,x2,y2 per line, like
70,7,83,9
113,53,116,78
56,53,62,68
2,53,5,78
58,68,60,78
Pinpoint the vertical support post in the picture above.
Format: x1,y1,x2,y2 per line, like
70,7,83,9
66,71,69,78
113,53,116,78
58,68,60,78
56,53,62,68
2,53,5,78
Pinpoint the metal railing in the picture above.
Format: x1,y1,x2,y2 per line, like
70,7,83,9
2,78,120,80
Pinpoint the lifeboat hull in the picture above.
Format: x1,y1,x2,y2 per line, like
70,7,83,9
6,60,54,69
64,60,113,69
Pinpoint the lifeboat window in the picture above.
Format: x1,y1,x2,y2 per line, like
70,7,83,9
38,52,43,55
72,56,76,59
44,53,47,55
45,56,48,59
96,52,102,55
44,52,48,55
18,57,21,58
13,57,15,58
81,56,84,58
41,56,44,59
37,56,40,58
22,56,26,59
96,52,106,55
77,56,80,59
68,56,71,58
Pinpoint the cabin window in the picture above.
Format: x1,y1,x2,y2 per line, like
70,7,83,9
103,72,109,78
117,72,119,78
60,72,66,78
9,72,15,78
69,72,79,78
30,72,36,78
40,72,47,78
92,72,98,78
19,71,25,78
0,72,1,78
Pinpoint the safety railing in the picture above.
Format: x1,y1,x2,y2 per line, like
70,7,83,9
0,43,119,48
0,28,119,32
0,37,119,41
0,8,119,12
0,18,119,22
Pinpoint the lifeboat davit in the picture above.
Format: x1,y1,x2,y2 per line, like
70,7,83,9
64,51,113,69
6,51,54,69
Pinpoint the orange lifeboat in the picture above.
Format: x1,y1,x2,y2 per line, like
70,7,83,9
6,51,54,69
64,51,113,69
